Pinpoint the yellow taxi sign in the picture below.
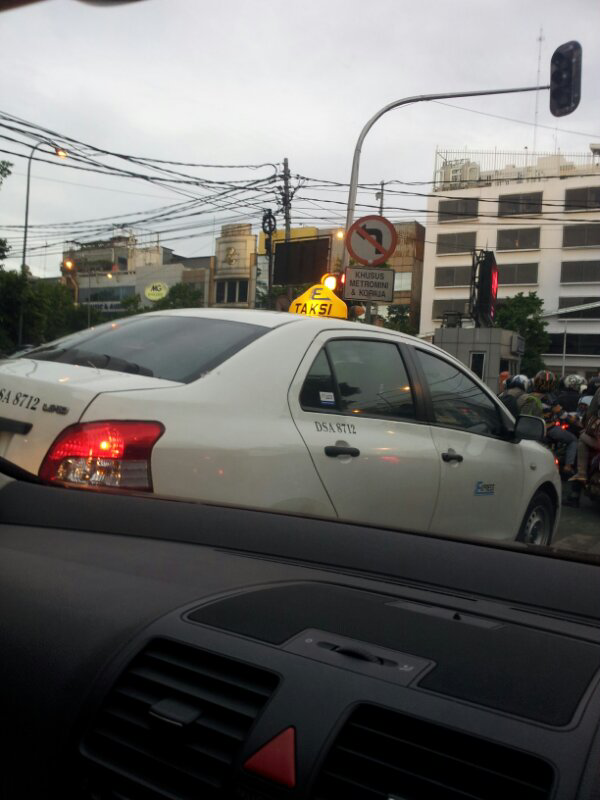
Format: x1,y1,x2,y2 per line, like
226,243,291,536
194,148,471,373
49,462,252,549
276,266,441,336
289,284,347,319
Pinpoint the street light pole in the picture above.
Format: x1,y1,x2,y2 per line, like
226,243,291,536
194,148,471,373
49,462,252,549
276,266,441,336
20,142,43,278
340,84,548,273
18,143,68,345
17,142,43,347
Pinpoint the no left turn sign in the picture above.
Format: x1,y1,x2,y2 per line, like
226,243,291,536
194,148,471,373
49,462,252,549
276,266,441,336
346,214,398,266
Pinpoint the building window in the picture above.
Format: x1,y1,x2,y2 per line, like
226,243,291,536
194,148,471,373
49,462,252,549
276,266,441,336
436,232,476,255
565,186,600,211
546,333,600,355
438,198,479,222
215,279,249,304
563,224,600,248
434,266,472,287
496,228,540,251
496,262,538,285
470,352,486,380
394,272,412,291
117,256,128,271
558,296,600,319
432,298,468,319
561,260,600,283
497,192,542,216
78,285,135,303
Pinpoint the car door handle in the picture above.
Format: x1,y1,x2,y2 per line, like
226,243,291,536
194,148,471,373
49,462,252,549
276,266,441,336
324,445,360,458
441,451,463,463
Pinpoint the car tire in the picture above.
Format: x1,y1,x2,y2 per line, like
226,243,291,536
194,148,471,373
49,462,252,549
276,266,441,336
516,491,555,546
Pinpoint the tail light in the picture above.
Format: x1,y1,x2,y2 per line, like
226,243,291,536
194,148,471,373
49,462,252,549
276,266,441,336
39,421,164,491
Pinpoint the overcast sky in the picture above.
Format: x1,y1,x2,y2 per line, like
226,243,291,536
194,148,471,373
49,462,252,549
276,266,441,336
1,0,599,276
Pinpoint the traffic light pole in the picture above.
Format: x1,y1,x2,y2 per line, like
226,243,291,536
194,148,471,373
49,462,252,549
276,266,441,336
341,84,549,274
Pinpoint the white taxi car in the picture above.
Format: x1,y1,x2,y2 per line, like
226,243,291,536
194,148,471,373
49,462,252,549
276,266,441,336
0,309,560,544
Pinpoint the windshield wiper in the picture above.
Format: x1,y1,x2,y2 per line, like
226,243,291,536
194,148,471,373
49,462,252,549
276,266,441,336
31,348,154,377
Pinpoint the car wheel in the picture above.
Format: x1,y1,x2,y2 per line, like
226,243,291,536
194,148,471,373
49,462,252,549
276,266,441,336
516,491,555,546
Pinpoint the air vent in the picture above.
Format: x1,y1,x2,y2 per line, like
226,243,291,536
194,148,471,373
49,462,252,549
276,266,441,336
80,638,279,800
313,704,554,800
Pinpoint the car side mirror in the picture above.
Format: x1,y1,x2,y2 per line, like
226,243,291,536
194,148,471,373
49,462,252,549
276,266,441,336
513,415,545,443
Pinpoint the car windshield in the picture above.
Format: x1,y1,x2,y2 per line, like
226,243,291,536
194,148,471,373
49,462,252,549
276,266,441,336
25,315,269,383
0,0,598,564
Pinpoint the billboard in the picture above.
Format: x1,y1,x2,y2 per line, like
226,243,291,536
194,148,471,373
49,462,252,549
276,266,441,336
273,237,330,285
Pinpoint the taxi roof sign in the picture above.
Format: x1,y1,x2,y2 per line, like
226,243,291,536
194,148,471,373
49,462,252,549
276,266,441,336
289,284,347,319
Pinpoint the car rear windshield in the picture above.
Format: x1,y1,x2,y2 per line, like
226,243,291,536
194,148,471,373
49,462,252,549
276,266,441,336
26,315,268,383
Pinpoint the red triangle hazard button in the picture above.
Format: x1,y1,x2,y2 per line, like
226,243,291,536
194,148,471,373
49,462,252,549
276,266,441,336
243,727,296,788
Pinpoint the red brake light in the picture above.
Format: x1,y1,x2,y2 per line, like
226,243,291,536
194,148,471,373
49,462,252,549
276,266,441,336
39,421,164,492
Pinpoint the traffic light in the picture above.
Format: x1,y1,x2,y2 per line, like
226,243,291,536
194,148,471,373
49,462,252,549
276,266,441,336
550,41,582,118
476,251,498,327
62,257,76,273
321,271,345,298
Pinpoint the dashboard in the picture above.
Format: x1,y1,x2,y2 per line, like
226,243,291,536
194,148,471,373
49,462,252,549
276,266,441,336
1,472,600,799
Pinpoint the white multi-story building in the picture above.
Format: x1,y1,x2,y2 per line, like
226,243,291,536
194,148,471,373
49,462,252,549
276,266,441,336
420,148,600,378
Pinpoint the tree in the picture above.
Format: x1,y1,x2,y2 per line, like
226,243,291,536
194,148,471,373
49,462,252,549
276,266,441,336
494,292,550,375
120,293,144,316
0,269,25,353
0,272,102,354
150,282,204,310
383,304,417,335
0,161,12,266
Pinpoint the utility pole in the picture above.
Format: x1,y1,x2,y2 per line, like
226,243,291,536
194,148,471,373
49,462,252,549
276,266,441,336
282,158,291,242
366,181,386,325
282,158,293,306
377,181,385,214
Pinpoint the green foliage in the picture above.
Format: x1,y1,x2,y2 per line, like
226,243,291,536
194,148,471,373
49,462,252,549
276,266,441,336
383,304,417,335
0,269,25,352
0,161,13,265
0,165,103,353
494,292,550,375
150,282,204,310
0,271,102,354
120,293,144,316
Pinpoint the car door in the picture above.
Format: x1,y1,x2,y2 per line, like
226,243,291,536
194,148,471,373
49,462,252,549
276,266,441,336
412,347,525,540
288,332,441,532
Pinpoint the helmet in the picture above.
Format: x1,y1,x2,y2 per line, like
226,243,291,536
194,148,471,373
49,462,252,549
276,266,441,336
564,373,586,392
533,370,556,393
508,374,530,391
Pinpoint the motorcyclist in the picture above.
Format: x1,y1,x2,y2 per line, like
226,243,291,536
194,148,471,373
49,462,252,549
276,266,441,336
556,374,586,413
497,370,510,395
580,376,600,406
532,370,578,477
498,375,542,418
570,385,600,484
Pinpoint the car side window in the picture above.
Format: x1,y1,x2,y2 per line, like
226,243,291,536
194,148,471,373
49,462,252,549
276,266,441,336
326,340,416,419
415,349,503,436
300,349,340,411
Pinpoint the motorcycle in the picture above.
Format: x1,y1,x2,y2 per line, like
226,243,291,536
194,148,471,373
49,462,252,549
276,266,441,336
543,407,582,479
